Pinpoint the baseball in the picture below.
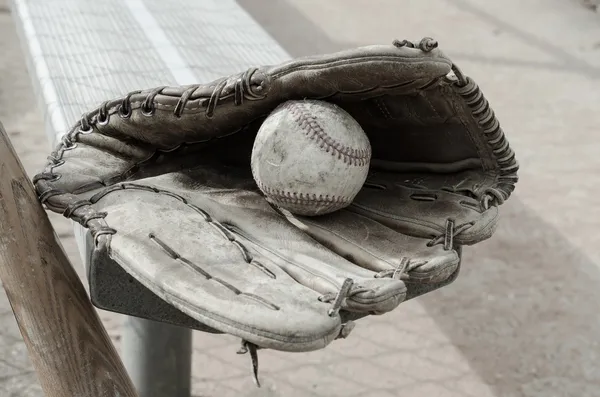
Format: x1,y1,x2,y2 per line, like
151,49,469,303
251,100,371,216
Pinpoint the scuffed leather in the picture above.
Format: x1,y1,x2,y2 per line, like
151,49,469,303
33,39,518,352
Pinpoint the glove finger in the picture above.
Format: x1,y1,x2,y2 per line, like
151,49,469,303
340,248,461,324
405,246,462,300
92,185,343,352
146,166,407,315
228,227,406,315
350,170,499,246
284,209,459,285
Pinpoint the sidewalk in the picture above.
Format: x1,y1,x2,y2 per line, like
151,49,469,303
2,0,600,396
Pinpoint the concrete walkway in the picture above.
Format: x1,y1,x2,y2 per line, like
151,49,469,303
1,0,599,396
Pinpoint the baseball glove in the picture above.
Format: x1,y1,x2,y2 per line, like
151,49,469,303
34,38,518,355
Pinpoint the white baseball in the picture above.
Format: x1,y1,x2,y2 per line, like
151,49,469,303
251,99,371,216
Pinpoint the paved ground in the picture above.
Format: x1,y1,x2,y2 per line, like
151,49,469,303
1,0,600,396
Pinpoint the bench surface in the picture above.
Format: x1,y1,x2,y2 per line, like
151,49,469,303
12,0,290,147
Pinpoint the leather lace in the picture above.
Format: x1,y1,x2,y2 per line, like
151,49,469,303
30,39,520,389
77,67,265,135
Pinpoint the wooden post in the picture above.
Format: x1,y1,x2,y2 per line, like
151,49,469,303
0,123,138,397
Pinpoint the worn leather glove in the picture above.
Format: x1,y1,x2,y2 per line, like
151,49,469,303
34,38,518,354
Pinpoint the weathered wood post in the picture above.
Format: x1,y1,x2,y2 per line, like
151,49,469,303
0,123,138,397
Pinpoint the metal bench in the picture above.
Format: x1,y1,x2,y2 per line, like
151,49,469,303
11,0,290,395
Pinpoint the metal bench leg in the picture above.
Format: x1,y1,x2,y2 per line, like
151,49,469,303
122,317,193,397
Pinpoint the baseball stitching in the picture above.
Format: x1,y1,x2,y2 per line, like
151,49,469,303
283,102,371,166
256,180,352,206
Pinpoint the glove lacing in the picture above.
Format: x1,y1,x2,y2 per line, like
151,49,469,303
31,38,519,389
34,67,268,235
